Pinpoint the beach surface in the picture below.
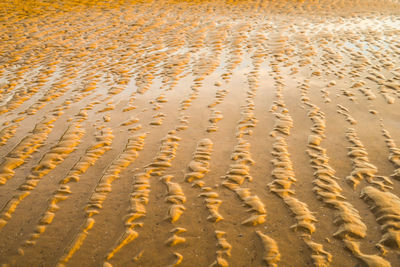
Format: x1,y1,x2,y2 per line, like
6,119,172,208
1,0,400,266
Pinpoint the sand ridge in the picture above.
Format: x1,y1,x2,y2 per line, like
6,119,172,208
0,0,400,266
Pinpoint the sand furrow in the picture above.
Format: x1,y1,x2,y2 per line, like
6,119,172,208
16,127,113,252
344,128,400,254
299,78,390,266
57,132,147,265
1,0,400,266
102,131,182,266
0,114,63,186
0,123,85,230
218,41,269,231
0,81,101,186
267,50,332,265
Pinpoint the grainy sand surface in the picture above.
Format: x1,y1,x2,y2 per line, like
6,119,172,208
1,0,400,266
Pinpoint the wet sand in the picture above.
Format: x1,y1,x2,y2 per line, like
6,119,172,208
1,0,400,266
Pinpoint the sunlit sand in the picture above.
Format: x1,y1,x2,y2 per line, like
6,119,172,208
1,0,400,266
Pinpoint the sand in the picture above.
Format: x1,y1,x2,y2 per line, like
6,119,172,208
1,0,400,266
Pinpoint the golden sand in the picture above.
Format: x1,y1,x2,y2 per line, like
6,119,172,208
1,0,400,266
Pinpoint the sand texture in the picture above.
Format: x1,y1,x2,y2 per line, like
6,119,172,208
1,0,400,266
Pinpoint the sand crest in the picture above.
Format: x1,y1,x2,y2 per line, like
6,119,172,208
1,0,400,266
